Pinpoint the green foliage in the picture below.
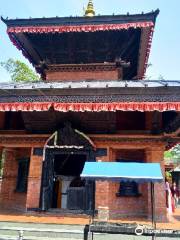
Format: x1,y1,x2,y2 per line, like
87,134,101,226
165,171,172,178
164,144,180,164
171,144,180,159
165,171,172,182
0,58,40,82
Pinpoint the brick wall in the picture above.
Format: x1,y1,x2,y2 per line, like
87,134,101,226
95,153,110,210
46,69,119,81
95,146,166,221
109,149,148,218
0,147,44,211
0,148,31,211
0,139,166,221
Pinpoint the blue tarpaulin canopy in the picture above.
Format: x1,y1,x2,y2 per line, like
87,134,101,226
81,162,163,183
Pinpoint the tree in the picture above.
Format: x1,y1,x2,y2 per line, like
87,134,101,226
164,144,180,164
144,63,165,80
0,58,40,82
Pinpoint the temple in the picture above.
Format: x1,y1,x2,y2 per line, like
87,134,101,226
0,0,179,222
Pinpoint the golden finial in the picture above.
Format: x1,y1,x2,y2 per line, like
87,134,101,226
85,0,95,17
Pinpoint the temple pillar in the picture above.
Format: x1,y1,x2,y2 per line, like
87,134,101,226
1,148,17,209
95,147,111,221
146,145,167,222
26,148,43,210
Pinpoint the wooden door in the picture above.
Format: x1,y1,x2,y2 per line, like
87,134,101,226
41,151,54,211
67,181,94,212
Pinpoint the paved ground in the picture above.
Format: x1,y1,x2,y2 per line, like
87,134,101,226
0,221,179,240
0,235,179,240
0,207,180,230
0,207,179,240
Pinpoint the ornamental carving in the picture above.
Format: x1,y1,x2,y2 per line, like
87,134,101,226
0,93,179,104
0,101,179,113
0,136,48,146
46,64,117,72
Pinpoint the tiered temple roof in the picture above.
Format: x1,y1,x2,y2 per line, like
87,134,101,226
1,10,179,116
0,80,179,112
1,10,159,79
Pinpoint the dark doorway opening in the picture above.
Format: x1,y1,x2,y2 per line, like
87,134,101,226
51,153,90,210
40,124,95,213
54,154,86,176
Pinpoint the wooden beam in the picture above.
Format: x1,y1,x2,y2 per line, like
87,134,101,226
48,34,56,64
0,133,179,148
68,33,74,63
17,33,42,65
0,134,49,147
137,27,151,79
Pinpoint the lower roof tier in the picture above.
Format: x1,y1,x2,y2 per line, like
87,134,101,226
0,80,179,112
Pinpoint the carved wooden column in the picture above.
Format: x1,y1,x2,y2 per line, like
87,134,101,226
151,111,162,134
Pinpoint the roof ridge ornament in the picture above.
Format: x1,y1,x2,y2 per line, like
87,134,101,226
85,0,95,17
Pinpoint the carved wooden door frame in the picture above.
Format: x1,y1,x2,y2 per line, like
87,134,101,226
40,148,95,212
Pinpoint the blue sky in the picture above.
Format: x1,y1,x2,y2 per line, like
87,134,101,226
0,0,180,81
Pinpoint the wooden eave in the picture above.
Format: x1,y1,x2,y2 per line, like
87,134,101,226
1,10,159,79
1,10,159,27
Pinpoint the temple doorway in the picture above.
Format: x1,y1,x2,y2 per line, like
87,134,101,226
51,153,86,210
40,123,95,213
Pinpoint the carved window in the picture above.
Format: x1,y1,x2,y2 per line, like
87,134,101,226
16,158,30,193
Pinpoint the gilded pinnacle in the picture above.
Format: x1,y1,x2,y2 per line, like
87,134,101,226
85,0,95,17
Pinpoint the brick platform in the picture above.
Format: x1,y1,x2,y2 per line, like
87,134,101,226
0,208,179,230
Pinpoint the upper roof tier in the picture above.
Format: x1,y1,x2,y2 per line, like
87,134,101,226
1,10,159,80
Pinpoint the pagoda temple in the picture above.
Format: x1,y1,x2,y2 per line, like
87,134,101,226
0,1,179,222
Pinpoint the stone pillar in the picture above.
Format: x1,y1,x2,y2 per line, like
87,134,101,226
26,148,43,210
146,145,167,222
